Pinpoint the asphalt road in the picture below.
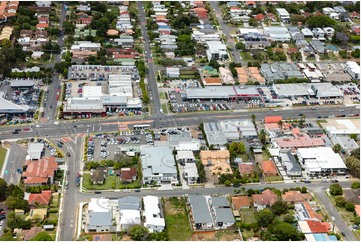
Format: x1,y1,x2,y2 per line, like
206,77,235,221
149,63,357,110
138,1,162,122
59,136,82,241
43,2,67,122
210,1,246,66
1,142,27,185
0,105,358,140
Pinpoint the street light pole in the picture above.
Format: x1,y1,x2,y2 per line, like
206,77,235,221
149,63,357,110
332,216,335,232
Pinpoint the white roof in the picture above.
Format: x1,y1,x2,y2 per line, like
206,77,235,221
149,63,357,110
184,163,199,178
120,210,141,225
302,28,313,36
83,86,103,98
88,198,111,212
276,8,290,16
27,143,44,160
298,147,346,170
346,61,360,75
143,196,165,227
177,150,195,160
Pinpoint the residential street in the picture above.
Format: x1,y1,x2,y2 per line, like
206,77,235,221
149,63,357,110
210,1,246,66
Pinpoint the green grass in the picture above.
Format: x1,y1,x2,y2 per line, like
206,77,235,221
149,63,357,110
48,212,58,220
161,104,169,114
163,197,193,241
239,208,257,224
82,174,118,190
241,229,254,240
0,146,7,173
118,180,141,189
159,92,166,99
262,150,270,160
329,195,358,226
264,175,283,182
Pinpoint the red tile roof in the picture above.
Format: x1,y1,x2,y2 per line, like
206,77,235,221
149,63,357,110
113,54,135,59
120,167,137,181
355,205,360,217
264,116,282,124
28,190,52,205
306,220,329,233
238,163,254,176
254,13,264,21
246,1,256,5
252,189,278,206
232,196,251,209
23,157,58,184
261,160,278,176
36,23,48,28
282,191,312,203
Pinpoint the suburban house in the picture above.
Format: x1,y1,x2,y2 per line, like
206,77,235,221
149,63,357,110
210,197,235,229
87,198,114,233
91,169,107,185
176,150,196,165
282,191,312,204
232,196,251,210
26,190,52,206
118,196,141,230
343,189,360,204
141,146,178,185
205,41,228,61
120,167,137,183
22,157,58,186
143,196,165,232
261,160,278,176
188,195,213,230
251,189,278,210
238,162,254,176
276,8,290,23
188,195,235,230
183,163,199,185
200,150,232,175
295,201,324,221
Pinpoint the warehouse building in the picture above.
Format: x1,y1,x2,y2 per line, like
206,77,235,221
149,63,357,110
185,86,260,101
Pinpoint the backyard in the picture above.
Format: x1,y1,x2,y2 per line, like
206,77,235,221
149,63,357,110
239,208,257,225
163,197,193,241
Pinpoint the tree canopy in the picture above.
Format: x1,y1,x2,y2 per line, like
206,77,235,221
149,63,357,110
269,221,304,241
307,15,336,28
30,232,53,241
330,184,343,196
256,209,275,227
129,225,149,241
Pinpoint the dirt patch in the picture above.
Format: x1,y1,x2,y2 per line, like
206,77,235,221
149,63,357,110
163,197,184,215
160,134,168,141
121,235,132,241
254,154,263,163
191,231,216,241
190,128,199,139
216,230,240,241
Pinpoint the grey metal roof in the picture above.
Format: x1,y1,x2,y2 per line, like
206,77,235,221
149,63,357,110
118,196,140,210
211,197,230,207
279,151,302,173
188,195,213,224
204,122,228,146
89,211,112,226
141,146,177,175
214,208,235,223
0,97,29,113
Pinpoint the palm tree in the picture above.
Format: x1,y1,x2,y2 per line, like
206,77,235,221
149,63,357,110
277,120,283,132
259,129,267,145
333,144,342,154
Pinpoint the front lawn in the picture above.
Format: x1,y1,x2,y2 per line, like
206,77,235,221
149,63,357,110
241,229,254,240
83,174,117,190
163,197,193,241
264,175,283,182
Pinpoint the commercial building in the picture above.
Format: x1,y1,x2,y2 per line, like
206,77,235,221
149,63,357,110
185,86,260,101
141,146,178,185
203,122,228,147
297,147,347,177
329,135,359,154
166,67,180,78
206,41,228,61
27,142,44,160
273,128,325,150
22,157,58,186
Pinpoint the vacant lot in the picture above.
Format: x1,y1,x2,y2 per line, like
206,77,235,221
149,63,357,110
163,197,193,241
240,208,257,224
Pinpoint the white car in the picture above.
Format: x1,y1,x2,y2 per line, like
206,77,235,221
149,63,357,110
123,189,131,193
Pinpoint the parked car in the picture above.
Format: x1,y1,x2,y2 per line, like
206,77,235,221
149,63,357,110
0,214,6,220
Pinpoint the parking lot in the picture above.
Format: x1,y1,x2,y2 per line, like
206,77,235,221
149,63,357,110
86,131,153,161
336,83,360,104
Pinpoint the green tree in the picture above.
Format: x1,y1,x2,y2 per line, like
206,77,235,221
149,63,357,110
0,178,8,201
30,232,53,241
208,59,220,69
0,235,18,241
345,156,360,178
306,15,336,28
335,197,346,207
330,184,343,196
270,221,303,241
235,42,245,50
345,202,355,212
129,225,149,241
258,129,267,145
301,187,308,193
256,208,274,227
351,148,360,160
283,214,296,224
224,180,231,186
351,182,360,189
270,200,288,215
333,144,342,153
